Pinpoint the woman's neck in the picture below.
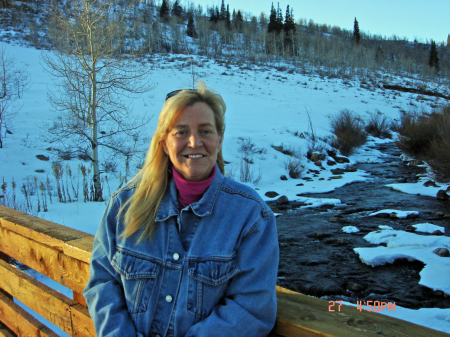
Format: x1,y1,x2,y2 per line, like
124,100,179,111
172,166,216,209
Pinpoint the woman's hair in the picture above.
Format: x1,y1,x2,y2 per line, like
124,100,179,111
120,81,226,242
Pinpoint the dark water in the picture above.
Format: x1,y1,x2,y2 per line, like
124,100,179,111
275,142,450,309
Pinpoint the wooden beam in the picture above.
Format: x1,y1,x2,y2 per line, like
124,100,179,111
273,289,450,337
0,292,59,337
0,322,16,337
0,260,76,335
0,227,90,293
70,303,96,337
0,205,94,264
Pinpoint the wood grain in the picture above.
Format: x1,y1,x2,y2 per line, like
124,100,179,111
0,292,59,337
0,260,76,335
273,290,450,337
70,304,96,337
0,227,90,293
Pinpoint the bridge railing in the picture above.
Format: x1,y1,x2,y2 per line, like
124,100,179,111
0,205,448,337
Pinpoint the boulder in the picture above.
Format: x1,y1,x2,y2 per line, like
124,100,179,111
327,160,337,166
276,195,289,204
331,168,345,175
423,180,440,187
334,156,350,164
433,248,450,257
280,175,288,181
436,190,450,200
265,191,279,198
36,155,49,161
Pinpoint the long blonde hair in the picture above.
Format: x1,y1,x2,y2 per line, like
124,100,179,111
121,81,226,242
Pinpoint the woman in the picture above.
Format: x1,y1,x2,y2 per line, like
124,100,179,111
83,82,279,337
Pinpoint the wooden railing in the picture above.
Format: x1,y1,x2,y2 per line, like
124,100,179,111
0,204,448,337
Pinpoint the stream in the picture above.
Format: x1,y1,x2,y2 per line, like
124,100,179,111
274,141,450,309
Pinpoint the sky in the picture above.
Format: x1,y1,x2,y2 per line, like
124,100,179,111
190,0,450,43
2,42,450,334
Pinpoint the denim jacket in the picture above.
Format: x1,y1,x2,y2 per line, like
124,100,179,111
83,167,279,337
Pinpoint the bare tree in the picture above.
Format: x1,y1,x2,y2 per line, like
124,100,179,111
41,0,153,201
0,48,30,148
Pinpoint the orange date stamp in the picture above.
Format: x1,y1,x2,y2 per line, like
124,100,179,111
329,300,396,312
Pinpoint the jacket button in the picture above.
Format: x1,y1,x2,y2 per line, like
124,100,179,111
166,295,173,303
173,253,180,260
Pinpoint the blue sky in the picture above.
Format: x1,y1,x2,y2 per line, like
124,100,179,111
190,0,449,43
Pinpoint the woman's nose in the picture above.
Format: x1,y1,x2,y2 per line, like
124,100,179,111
188,133,202,147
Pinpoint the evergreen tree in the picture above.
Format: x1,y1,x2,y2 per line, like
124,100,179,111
186,15,197,38
209,6,218,23
353,17,361,44
429,40,440,71
275,2,283,33
267,2,277,33
225,5,231,30
284,5,295,34
160,0,170,21
172,0,183,19
234,10,243,32
220,0,226,21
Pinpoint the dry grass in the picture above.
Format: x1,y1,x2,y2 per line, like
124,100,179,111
330,109,368,156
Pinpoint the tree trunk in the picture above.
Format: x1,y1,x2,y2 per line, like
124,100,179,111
90,67,103,202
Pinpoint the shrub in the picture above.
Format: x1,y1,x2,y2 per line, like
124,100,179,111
364,110,392,139
284,157,304,178
330,109,367,156
397,105,450,182
396,107,442,157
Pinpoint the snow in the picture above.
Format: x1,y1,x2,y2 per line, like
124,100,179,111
369,209,420,218
1,42,450,334
342,226,360,233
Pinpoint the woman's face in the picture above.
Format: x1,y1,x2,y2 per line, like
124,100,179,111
163,102,223,181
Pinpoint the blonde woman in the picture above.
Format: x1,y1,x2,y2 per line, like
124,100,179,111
84,82,279,337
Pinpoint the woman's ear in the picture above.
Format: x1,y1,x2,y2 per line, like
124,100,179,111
162,140,169,155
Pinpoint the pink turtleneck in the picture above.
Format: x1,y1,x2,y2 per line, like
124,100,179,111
172,166,216,210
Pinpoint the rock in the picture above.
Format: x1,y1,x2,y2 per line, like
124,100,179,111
309,169,320,174
327,160,337,166
269,205,280,213
344,166,357,173
347,282,365,292
296,183,304,186
280,175,288,180
334,156,350,164
328,217,341,223
330,175,343,179
389,213,398,219
319,178,324,181
313,232,330,239
436,190,450,200
331,168,345,175
433,248,450,257
36,155,49,161
406,213,419,219
423,180,440,187
432,230,444,236
276,195,289,204
398,178,407,183
6,129,12,134
265,191,279,198
310,153,325,162
336,238,346,245
404,225,416,232
444,214,450,219
314,160,322,167
35,169,45,173
436,211,444,217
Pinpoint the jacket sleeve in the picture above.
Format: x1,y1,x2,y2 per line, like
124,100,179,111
185,212,279,337
83,197,140,337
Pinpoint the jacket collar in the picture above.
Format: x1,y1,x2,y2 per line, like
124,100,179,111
155,164,224,222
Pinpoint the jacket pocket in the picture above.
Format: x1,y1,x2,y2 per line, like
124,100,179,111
187,258,239,318
112,249,160,314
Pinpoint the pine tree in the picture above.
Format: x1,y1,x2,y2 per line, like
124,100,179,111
267,2,277,33
234,10,243,32
284,5,295,34
160,0,170,21
225,5,231,30
186,15,197,38
429,40,440,71
172,0,183,19
353,17,361,45
276,2,283,33
220,0,226,21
